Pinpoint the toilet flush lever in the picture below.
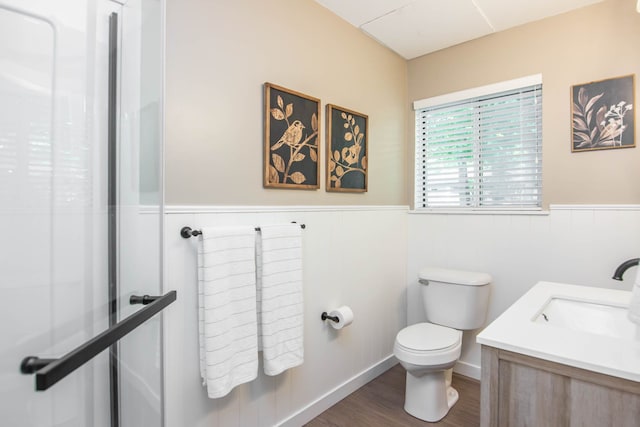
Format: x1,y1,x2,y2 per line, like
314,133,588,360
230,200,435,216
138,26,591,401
419,279,429,285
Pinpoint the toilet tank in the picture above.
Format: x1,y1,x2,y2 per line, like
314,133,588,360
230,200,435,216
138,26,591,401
419,267,492,330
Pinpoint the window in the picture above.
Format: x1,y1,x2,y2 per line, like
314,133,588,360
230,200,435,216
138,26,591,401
414,75,542,210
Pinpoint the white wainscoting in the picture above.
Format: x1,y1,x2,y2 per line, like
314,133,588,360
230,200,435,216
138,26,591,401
163,205,408,427
407,205,640,380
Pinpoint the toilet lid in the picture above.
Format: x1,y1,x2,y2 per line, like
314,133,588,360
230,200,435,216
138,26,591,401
396,323,461,351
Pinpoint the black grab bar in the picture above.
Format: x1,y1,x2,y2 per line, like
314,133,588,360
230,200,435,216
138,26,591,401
20,290,177,391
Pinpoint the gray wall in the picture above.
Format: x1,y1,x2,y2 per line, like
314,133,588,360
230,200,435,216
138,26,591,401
408,0,640,208
165,0,408,206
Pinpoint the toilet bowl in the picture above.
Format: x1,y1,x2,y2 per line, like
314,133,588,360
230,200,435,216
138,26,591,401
394,322,462,422
394,267,492,422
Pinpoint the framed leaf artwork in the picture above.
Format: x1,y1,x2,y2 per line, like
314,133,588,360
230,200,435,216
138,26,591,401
571,74,635,152
326,104,368,192
264,83,320,189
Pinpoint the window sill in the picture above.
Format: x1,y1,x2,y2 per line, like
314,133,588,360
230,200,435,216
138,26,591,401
409,208,550,216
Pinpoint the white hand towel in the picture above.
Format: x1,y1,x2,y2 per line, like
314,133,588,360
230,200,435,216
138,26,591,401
198,226,258,398
257,224,304,376
628,265,640,324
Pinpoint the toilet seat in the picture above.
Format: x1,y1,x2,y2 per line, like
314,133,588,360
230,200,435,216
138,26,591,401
394,323,462,366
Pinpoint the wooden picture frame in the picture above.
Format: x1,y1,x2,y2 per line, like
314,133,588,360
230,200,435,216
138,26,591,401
326,104,368,192
264,83,320,189
571,74,635,152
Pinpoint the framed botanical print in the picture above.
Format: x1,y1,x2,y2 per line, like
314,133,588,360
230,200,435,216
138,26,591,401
326,104,368,192
571,74,635,152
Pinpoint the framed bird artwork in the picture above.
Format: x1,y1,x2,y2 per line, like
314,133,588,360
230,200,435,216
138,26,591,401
264,83,320,189
326,104,368,192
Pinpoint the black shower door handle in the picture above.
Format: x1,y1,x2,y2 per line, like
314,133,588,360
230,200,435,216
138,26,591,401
20,290,176,391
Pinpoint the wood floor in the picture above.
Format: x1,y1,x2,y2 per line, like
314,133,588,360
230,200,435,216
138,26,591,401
305,364,480,427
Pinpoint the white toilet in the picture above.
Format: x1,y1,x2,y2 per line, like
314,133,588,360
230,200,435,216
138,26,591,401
394,267,492,422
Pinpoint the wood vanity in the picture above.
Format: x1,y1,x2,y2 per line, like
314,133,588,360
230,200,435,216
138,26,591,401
477,282,640,427
480,345,640,426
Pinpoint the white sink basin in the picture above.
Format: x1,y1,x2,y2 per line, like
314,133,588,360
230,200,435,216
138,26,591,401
477,281,640,382
533,297,636,340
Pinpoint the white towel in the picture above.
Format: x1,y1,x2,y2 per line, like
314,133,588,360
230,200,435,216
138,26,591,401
257,224,304,376
628,265,640,324
198,226,258,398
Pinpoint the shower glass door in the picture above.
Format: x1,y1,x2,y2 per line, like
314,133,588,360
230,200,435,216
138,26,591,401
0,0,165,426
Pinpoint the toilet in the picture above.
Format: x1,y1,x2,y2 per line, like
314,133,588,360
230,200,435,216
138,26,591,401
394,267,492,422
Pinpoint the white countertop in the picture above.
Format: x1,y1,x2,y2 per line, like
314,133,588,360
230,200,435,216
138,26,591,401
477,281,640,382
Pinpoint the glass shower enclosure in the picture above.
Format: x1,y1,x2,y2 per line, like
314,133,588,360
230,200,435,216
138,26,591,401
0,0,168,426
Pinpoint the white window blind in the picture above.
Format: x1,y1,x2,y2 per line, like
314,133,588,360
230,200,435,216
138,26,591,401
415,80,542,210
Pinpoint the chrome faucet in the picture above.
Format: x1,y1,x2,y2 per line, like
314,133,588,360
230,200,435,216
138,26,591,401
612,258,640,281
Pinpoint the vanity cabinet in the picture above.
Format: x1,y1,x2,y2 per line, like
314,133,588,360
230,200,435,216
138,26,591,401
481,346,640,427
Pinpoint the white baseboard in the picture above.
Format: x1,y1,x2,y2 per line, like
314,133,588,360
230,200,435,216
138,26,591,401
276,355,398,427
454,360,481,381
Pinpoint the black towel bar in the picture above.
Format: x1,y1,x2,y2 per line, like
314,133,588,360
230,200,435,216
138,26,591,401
181,222,306,238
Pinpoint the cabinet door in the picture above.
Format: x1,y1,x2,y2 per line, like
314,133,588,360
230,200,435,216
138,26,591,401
481,346,640,427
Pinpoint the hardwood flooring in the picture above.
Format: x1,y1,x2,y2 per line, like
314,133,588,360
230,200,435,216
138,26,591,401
305,364,480,427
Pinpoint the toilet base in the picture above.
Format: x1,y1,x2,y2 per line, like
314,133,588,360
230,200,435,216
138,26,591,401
403,369,459,422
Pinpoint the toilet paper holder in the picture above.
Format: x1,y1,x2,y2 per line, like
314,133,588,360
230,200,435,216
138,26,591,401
321,312,339,323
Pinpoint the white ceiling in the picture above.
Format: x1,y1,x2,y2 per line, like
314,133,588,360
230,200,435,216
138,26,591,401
314,0,605,59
